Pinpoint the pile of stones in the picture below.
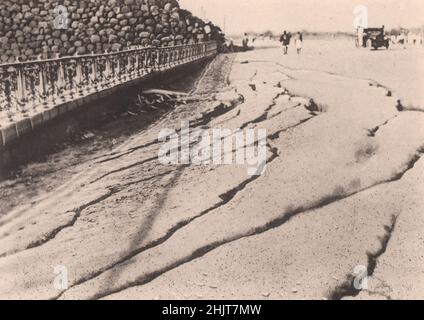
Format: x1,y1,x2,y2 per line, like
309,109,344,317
0,0,224,63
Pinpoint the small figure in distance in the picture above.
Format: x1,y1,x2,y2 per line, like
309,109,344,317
242,33,249,51
280,30,291,55
295,32,303,54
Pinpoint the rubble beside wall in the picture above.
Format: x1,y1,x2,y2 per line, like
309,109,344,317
0,0,224,62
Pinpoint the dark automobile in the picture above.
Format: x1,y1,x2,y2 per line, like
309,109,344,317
356,27,390,50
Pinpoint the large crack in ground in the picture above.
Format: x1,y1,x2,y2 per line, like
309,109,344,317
241,59,424,115
329,214,399,300
84,147,424,300
84,78,294,188
0,191,116,259
239,92,285,130
6,54,421,300
95,140,161,165
367,115,399,137
90,156,159,184
53,79,322,299
25,190,119,250
54,142,281,300
0,77,246,261
327,148,424,300
0,171,176,259
89,97,245,184
94,95,243,166
63,56,423,300
100,54,233,163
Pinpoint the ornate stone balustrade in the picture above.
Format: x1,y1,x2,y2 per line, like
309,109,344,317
0,41,217,146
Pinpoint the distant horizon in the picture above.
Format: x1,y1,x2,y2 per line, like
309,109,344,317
225,25,424,38
180,0,424,35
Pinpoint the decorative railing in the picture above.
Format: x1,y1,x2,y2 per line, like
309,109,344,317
0,41,218,124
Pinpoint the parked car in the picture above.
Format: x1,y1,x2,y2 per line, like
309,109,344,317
356,27,390,50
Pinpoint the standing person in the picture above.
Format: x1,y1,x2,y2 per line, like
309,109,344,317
399,32,406,49
295,32,303,54
242,33,249,50
280,31,290,55
229,39,235,52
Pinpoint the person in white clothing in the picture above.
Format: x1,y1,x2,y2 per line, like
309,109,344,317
295,32,303,54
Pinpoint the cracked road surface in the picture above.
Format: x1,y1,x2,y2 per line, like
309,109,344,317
1,40,424,300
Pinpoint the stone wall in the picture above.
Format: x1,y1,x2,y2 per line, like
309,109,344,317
0,0,224,63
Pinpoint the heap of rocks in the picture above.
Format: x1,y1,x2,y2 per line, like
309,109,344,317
0,0,224,63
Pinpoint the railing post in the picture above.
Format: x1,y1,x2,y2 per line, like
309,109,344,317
135,53,141,77
16,66,28,115
155,49,160,71
130,52,134,75
91,57,99,92
104,57,111,87
143,49,146,72
66,62,76,99
116,55,121,83
0,42,218,125
177,48,181,65
145,49,150,72
75,59,84,96
4,72,14,121
125,54,130,80
159,49,162,71
48,63,57,105
28,69,37,111
57,62,66,101
81,59,87,93
87,58,92,91
38,64,49,107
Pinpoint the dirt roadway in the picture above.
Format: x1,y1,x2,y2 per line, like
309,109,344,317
0,42,424,300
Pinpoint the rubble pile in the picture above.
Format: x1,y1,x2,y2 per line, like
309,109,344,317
0,0,224,63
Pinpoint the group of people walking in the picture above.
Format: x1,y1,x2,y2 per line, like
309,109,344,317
280,31,303,55
229,31,303,54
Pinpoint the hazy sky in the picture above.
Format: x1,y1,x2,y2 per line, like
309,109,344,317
180,0,424,34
